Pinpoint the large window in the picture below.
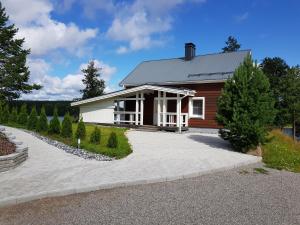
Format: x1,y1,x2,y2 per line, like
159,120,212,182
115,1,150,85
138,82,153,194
189,97,205,119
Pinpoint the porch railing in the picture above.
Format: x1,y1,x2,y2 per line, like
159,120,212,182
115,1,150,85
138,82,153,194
158,112,189,127
114,111,140,124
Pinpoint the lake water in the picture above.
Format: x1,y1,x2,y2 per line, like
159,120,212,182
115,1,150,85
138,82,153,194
282,128,300,141
47,116,64,122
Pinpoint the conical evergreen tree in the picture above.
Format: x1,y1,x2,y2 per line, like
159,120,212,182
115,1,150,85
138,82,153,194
0,3,41,101
75,118,86,140
217,56,275,152
49,107,61,134
61,112,73,138
1,103,9,124
18,104,28,126
36,106,48,132
9,107,18,123
27,106,38,130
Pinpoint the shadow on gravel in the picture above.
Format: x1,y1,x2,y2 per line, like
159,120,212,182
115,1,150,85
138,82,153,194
188,134,232,150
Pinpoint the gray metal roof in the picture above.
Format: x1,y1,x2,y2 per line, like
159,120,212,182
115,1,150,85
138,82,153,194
120,50,251,86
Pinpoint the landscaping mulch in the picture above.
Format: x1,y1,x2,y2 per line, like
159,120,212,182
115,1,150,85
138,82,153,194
0,132,16,156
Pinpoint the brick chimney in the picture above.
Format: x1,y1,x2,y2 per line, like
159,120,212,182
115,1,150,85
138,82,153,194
185,43,196,60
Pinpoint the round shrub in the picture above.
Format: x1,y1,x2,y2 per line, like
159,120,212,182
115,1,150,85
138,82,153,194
107,132,118,148
36,106,48,132
75,118,86,140
90,126,101,144
27,106,38,130
48,107,61,134
18,104,28,126
61,112,73,138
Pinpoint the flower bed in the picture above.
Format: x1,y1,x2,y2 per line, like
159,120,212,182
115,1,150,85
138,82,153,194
0,132,16,156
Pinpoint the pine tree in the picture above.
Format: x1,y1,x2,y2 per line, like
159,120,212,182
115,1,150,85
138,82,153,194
217,56,275,152
61,112,73,138
90,126,101,144
0,3,41,101
18,104,28,126
9,107,18,123
27,106,38,130
36,106,48,132
80,61,105,100
48,107,61,134
75,118,86,140
222,36,241,53
107,132,118,148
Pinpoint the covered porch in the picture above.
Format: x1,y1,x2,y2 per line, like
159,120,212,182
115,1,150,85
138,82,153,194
112,85,195,132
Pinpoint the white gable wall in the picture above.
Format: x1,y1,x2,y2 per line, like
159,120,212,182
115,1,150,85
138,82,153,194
80,99,114,124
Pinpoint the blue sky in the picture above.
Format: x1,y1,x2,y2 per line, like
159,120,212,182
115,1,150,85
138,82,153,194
2,0,300,100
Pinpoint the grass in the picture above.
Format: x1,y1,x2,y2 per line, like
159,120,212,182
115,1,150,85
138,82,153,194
4,122,132,159
262,129,300,172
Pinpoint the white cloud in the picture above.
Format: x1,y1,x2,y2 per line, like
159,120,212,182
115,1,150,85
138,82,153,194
23,59,117,100
106,0,206,53
235,12,249,23
2,0,98,56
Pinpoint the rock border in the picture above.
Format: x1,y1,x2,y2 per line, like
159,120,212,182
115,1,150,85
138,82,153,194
24,130,113,161
0,127,28,173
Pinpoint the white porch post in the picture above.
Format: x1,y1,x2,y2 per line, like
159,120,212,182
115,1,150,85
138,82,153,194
135,92,139,125
116,100,120,124
140,92,144,125
157,91,161,126
162,91,166,127
176,94,182,133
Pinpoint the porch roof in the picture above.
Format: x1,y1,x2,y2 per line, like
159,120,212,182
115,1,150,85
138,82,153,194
71,84,196,106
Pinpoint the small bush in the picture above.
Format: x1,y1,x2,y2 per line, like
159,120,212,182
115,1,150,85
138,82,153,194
90,126,101,144
27,106,38,130
9,107,18,123
18,104,28,126
107,132,118,148
48,107,61,134
61,112,73,138
36,106,48,132
75,118,86,140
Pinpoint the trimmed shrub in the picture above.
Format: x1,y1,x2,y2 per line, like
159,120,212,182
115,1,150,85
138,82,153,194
61,112,73,138
75,118,86,140
27,106,38,130
90,126,101,144
9,107,18,123
1,104,9,124
48,107,61,134
36,106,48,132
18,104,28,125
107,132,118,148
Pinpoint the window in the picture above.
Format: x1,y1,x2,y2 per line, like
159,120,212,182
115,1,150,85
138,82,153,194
189,97,205,119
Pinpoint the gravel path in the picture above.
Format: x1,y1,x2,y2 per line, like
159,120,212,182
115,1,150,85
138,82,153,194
0,164,299,225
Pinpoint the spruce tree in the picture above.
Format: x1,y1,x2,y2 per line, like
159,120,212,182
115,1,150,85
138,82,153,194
18,104,28,126
36,106,48,132
27,106,38,130
75,118,86,139
49,107,61,134
107,132,118,148
61,112,73,138
222,36,241,53
1,103,9,124
90,126,101,144
0,3,41,101
80,61,105,100
217,56,275,152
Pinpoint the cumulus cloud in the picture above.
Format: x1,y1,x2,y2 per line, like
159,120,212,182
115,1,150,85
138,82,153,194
106,0,206,53
23,59,117,100
2,0,98,56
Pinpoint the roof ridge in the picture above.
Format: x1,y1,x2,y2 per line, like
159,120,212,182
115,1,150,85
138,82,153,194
141,49,251,63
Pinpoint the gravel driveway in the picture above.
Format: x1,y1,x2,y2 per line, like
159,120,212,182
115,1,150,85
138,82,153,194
0,126,260,206
1,164,299,225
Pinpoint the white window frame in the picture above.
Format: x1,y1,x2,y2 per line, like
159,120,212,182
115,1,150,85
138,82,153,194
189,97,205,119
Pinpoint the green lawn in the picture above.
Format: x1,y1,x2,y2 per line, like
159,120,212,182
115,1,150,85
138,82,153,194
262,130,300,172
5,122,132,159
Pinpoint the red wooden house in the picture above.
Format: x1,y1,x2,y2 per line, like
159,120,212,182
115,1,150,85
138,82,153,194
72,43,250,131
